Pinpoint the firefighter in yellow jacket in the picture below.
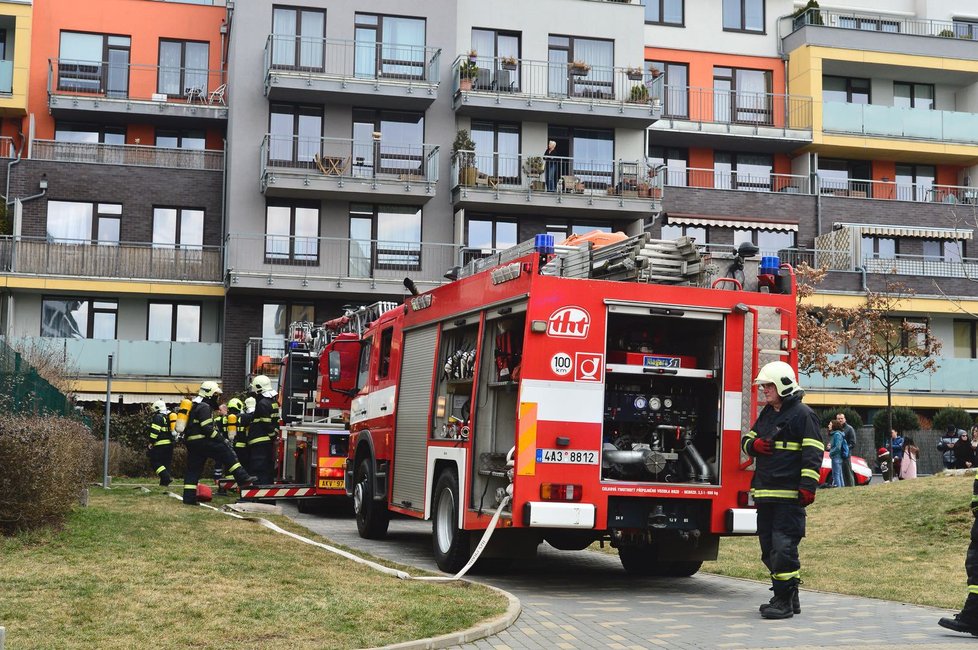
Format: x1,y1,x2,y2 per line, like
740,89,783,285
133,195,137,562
740,361,823,619
146,400,174,486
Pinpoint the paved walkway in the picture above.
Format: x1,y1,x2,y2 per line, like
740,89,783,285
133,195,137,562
284,505,974,649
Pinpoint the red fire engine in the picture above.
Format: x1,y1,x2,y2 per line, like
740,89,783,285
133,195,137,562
320,233,797,574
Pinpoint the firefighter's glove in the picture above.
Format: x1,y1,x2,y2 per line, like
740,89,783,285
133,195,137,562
751,438,774,456
799,489,816,507
971,496,978,518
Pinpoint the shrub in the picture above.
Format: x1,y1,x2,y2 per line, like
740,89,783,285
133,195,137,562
818,407,863,430
872,407,919,442
930,407,973,433
0,414,99,535
629,84,649,102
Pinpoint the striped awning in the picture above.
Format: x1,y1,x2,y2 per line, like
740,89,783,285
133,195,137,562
667,213,798,232
835,223,973,240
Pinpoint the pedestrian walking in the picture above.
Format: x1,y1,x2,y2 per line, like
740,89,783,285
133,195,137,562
835,413,857,487
146,400,174,487
741,361,823,619
899,438,918,480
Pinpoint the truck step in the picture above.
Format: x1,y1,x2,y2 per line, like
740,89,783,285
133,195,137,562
241,485,319,499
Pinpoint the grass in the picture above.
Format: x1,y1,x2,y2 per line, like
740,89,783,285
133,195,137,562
704,473,973,609
0,485,506,650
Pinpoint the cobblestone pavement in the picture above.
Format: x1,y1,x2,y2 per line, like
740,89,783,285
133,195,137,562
284,505,974,649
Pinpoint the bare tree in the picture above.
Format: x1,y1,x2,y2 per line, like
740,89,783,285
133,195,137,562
794,262,858,378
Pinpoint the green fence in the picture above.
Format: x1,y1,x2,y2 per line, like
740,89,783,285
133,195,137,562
0,338,83,419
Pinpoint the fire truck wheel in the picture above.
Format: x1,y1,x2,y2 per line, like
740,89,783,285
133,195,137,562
432,469,472,574
354,458,389,539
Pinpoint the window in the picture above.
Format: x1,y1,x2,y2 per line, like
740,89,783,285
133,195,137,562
893,82,933,110
470,121,520,181
646,0,683,25
714,152,772,191
548,35,614,99
352,109,424,177
923,240,962,263
54,123,125,145
271,6,325,70
349,204,422,271
378,327,393,379
263,302,314,358
646,61,687,118
471,29,521,91
155,129,206,150
887,317,928,351
153,207,203,249
838,15,899,32
58,32,131,97
954,19,978,40
548,126,614,189
862,236,896,259
158,39,208,97
661,223,706,243
823,76,870,104
148,302,201,342
895,163,935,202
714,67,772,124
734,229,795,254
466,217,518,259
723,0,764,32
265,201,319,263
953,320,978,358
47,201,121,244
269,104,322,165
41,297,117,339
647,146,688,187
817,159,872,196
354,14,426,79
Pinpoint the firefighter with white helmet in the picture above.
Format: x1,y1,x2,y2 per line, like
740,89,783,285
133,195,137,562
181,380,256,505
234,396,256,475
247,375,279,485
213,397,246,495
740,360,823,619
146,400,174,486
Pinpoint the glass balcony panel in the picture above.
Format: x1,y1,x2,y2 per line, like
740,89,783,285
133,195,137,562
117,340,170,375
0,60,12,94
897,106,942,139
171,342,222,376
943,111,978,144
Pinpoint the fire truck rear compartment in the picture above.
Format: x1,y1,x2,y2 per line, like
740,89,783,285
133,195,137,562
603,311,722,485
608,497,720,561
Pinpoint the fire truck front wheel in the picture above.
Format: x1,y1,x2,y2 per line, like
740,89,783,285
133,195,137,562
618,545,702,578
432,469,471,574
353,458,389,539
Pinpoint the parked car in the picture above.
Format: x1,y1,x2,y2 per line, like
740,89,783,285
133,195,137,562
819,452,872,486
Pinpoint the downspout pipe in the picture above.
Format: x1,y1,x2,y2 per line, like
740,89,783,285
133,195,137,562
3,129,25,206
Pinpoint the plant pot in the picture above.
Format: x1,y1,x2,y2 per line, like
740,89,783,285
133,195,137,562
501,62,517,71
460,78,473,91
570,68,589,77
459,166,478,186
627,72,643,81
530,180,546,191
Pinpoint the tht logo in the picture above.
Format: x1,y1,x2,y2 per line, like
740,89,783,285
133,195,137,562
547,307,590,338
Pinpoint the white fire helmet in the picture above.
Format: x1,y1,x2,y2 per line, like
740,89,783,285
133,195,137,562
753,361,800,397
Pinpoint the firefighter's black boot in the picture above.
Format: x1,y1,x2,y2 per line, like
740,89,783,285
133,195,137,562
182,484,199,506
159,470,172,487
760,579,797,619
233,467,258,489
939,614,978,636
759,581,801,615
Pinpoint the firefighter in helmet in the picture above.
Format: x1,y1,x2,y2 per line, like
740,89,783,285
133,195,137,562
939,473,978,635
234,396,256,476
740,361,823,619
213,397,246,495
247,375,279,485
146,400,174,487
182,381,256,505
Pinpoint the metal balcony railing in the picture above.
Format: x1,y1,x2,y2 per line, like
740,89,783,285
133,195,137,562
260,134,439,186
0,135,14,158
773,247,978,280
32,140,224,171
264,35,441,85
659,85,813,131
661,166,812,194
817,177,978,203
790,7,978,39
452,54,665,107
226,233,460,286
246,336,286,380
48,58,227,105
1,236,223,283
451,151,663,199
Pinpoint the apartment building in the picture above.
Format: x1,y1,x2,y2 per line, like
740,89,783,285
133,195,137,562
0,0,229,402
646,0,978,419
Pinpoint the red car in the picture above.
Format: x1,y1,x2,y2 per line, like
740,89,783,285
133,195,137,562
819,452,872,486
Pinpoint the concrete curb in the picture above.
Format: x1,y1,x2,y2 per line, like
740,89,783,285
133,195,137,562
371,583,521,650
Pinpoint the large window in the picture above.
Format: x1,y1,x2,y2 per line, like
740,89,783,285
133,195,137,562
47,201,121,244
269,103,322,165
152,207,204,249
349,204,422,272
823,76,870,104
54,123,125,145
354,14,426,79
265,201,319,263
58,32,130,97
734,228,795,254
647,145,688,187
271,6,325,70
895,163,935,202
41,297,117,339
646,0,683,25
714,67,771,124
148,302,201,342
158,40,208,97
893,82,933,110
352,109,424,177
646,60,687,118
722,0,764,32
923,239,963,263
548,35,614,99
714,152,772,191
954,320,978,358
548,126,614,188
817,159,872,196
470,121,520,181
661,223,706,243
155,129,206,150
471,28,521,91
862,236,896,259
466,217,518,256
263,302,314,357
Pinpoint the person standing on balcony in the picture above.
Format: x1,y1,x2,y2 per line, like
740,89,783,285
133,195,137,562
247,375,279,485
146,400,174,487
544,140,559,192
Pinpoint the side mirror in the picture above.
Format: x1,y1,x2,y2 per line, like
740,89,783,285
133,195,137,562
325,337,364,399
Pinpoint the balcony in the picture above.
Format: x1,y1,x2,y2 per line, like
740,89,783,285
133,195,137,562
817,176,978,203
259,135,438,203
823,102,978,147
802,355,978,396
0,236,223,284
31,140,224,171
263,35,440,110
451,151,662,218
660,167,813,194
8,336,221,379
0,59,12,94
452,55,662,128
650,86,813,151
226,233,459,294
47,58,228,125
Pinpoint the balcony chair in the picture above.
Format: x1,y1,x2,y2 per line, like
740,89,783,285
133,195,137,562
314,153,351,176
207,83,227,105
559,175,585,194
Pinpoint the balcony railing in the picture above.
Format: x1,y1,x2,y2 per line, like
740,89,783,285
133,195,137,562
660,166,813,194
31,140,224,171
0,59,12,94
0,135,13,158
818,176,978,203
452,55,665,107
226,233,460,286
823,101,978,145
264,35,441,85
1,236,223,283
260,134,439,187
245,336,285,380
791,7,977,39
451,151,663,199
802,355,978,394
776,247,978,279
48,58,227,106
659,85,813,131
9,336,221,378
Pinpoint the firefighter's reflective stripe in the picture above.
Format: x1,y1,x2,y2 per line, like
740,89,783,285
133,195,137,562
186,434,205,441
253,417,273,423
183,484,196,490
751,488,798,500
802,437,825,451
152,439,172,446
155,465,167,475
772,570,800,581
969,585,978,595
150,423,167,432
227,462,242,473
773,441,801,451
200,418,213,426
249,435,271,445
742,430,757,453
800,468,820,481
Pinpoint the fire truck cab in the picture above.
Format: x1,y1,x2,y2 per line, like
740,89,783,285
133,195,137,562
327,234,796,574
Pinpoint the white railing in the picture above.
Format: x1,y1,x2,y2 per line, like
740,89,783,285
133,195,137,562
32,140,224,171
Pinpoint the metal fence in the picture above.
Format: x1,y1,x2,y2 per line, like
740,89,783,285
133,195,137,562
48,58,227,105
32,140,224,171
660,85,813,131
0,337,80,417
790,7,976,39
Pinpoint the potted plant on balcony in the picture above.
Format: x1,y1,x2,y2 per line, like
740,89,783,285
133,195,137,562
459,59,479,91
568,60,591,76
453,129,477,187
792,0,823,28
626,66,644,81
629,84,649,103
522,155,545,190
500,55,518,71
